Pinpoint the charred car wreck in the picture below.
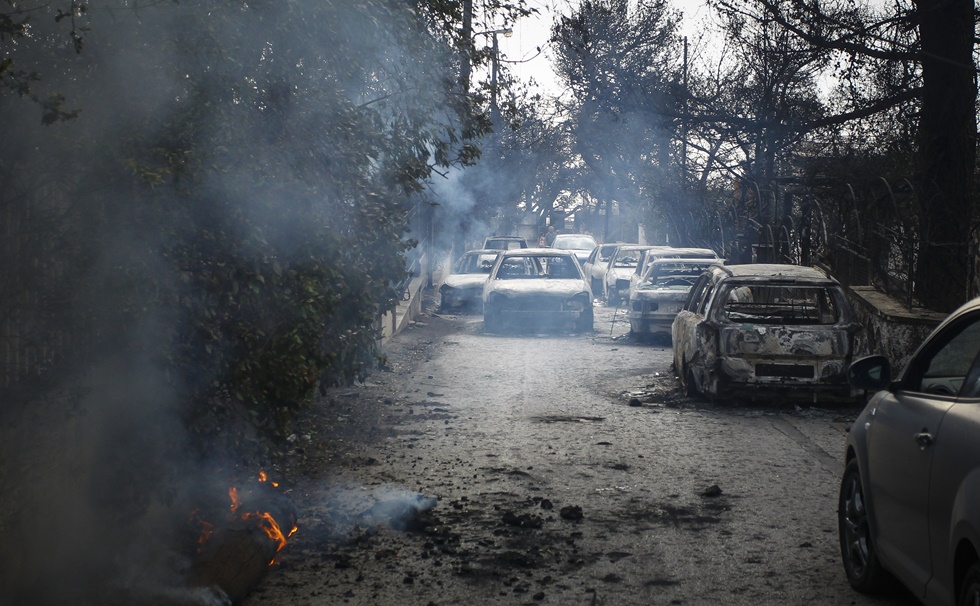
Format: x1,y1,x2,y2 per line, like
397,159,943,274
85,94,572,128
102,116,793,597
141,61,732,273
672,264,865,404
483,248,594,334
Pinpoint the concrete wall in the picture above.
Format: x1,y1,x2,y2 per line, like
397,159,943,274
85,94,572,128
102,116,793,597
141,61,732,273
846,285,946,371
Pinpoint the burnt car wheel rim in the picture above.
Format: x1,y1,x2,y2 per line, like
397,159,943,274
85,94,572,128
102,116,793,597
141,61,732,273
841,473,871,578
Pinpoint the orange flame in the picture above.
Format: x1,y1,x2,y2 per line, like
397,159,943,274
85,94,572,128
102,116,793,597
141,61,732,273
230,473,295,564
258,470,279,488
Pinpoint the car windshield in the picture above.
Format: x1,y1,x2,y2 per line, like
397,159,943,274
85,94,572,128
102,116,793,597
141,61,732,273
496,255,582,280
554,236,597,250
722,284,840,325
639,263,704,290
455,253,496,274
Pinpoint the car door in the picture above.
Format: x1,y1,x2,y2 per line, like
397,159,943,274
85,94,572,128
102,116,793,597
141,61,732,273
865,312,980,598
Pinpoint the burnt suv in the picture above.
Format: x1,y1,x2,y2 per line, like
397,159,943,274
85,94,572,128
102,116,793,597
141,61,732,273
672,263,865,403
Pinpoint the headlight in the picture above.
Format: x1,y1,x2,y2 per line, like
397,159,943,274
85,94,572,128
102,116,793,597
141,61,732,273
566,293,591,312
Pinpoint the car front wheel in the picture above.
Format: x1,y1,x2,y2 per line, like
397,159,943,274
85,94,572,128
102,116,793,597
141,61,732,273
958,562,980,606
484,308,502,333
838,459,884,593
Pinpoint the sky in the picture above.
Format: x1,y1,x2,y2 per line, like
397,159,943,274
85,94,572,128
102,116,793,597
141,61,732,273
496,0,715,97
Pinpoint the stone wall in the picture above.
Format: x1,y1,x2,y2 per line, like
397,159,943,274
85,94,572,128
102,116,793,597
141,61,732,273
845,286,947,371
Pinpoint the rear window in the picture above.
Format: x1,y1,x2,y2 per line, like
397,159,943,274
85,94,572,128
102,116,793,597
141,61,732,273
496,255,580,279
553,236,597,250
721,284,840,325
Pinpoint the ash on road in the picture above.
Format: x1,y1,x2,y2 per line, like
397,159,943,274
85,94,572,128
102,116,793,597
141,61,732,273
248,298,918,606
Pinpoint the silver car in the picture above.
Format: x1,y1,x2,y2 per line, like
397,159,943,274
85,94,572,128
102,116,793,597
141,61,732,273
483,248,593,334
841,297,980,605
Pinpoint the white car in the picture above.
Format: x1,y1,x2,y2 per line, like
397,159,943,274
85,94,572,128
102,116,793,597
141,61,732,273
438,249,499,311
483,248,593,334
629,246,719,297
603,245,658,305
628,258,715,340
582,242,624,297
550,233,598,265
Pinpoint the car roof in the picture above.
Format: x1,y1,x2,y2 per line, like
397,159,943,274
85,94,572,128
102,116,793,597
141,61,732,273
463,248,501,255
650,246,718,257
501,247,576,256
613,244,659,252
649,257,717,266
711,263,837,282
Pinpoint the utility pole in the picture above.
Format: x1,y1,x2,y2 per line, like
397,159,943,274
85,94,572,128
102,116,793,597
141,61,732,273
460,0,473,93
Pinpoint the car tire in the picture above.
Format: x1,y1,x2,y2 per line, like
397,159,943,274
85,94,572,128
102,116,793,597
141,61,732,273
576,309,594,333
683,366,698,397
958,562,980,606
838,459,885,593
591,278,602,296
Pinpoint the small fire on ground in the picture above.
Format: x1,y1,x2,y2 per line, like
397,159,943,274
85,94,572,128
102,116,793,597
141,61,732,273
195,471,298,565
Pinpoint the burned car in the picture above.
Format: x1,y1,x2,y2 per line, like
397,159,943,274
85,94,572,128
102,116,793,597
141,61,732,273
603,244,659,305
672,264,864,403
438,249,499,312
628,258,714,340
483,248,593,334
582,242,624,296
630,246,720,296
840,298,980,605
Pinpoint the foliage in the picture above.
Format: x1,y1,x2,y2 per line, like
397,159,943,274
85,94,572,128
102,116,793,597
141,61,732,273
0,0,499,451
550,0,684,241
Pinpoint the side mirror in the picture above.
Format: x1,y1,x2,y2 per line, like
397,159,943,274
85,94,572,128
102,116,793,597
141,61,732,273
848,355,892,391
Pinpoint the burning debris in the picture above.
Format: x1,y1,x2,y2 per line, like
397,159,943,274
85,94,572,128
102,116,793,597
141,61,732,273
190,472,298,604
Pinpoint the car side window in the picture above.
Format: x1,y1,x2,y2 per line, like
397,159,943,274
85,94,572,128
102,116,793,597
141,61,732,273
684,274,710,312
905,314,980,397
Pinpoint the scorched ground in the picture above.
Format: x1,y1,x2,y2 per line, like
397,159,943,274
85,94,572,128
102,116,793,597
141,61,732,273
248,295,918,606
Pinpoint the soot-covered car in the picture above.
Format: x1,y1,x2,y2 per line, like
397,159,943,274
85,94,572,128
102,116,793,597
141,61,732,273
840,297,980,606
672,264,864,403
483,248,593,334
603,244,658,305
630,246,720,296
582,242,624,296
628,258,714,340
438,249,499,311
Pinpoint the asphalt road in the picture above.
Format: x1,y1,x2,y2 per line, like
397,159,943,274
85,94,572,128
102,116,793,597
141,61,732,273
248,297,920,606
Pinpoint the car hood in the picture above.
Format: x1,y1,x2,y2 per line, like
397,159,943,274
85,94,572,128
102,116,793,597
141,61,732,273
486,279,589,297
444,274,488,289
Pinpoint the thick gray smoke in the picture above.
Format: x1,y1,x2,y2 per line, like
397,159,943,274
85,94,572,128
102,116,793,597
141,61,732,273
0,1,467,604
